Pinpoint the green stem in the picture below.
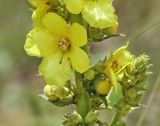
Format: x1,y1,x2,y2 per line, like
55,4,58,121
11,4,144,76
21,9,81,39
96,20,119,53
75,72,83,93
111,112,122,126
100,96,108,110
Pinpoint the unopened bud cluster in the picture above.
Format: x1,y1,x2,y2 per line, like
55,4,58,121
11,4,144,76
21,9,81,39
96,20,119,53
63,110,98,126
44,85,74,106
115,54,151,116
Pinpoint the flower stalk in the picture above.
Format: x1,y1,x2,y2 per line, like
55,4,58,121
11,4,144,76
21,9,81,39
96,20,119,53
24,0,152,125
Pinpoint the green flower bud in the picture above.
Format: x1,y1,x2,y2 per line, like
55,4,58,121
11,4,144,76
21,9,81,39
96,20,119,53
136,74,147,82
88,27,104,42
129,80,137,86
121,74,130,88
125,87,137,101
126,94,143,107
121,54,151,89
134,55,149,73
91,97,103,109
84,69,96,80
63,111,82,126
115,98,130,115
85,110,98,125
135,94,143,104
135,81,146,90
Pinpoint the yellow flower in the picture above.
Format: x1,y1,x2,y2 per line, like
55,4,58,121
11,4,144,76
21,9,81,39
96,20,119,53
104,43,133,93
25,0,60,57
24,12,90,87
64,0,118,29
25,0,51,57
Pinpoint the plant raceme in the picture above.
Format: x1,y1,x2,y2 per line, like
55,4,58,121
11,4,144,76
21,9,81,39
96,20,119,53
24,0,152,126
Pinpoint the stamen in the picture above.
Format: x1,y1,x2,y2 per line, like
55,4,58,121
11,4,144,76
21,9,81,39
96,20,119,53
111,60,119,71
58,38,70,51
58,38,70,64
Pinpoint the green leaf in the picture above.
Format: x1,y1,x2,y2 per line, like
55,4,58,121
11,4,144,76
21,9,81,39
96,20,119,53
107,84,122,108
76,88,91,119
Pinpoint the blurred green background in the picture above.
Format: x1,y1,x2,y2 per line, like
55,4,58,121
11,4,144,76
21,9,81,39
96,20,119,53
0,0,160,126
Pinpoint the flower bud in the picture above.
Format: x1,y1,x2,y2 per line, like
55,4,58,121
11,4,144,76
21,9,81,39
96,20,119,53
127,79,136,86
88,27,104,42
136,74,147,82
63,111,82,126
55,87,70,98
43,85,58,101
127,94,143,107
135,81,146,90
84,69,96,80
95,80,112,95
85,110,98,125
44,85,72,102
121,74,130,88
115,98,130,115
125,87,137,101
91,97,103,109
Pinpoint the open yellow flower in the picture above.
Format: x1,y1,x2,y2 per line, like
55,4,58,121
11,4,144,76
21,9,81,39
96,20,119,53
64,0,118,29
24,12,90,87
24,0,52,57
104,43,133,93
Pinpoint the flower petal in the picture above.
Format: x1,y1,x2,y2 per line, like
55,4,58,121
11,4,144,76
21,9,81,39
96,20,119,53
104,53,118,93
64,0,84,14
28,0,37,7
42,12,68,37
28,0,48,7
39,52,72,87
107,68,118,93
32,30,58,56
24,29,42,57
113,43,133,66
32,4,50,28
82,1,118,29
69,23,87,47
104,43,133,94
70,48,90,73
